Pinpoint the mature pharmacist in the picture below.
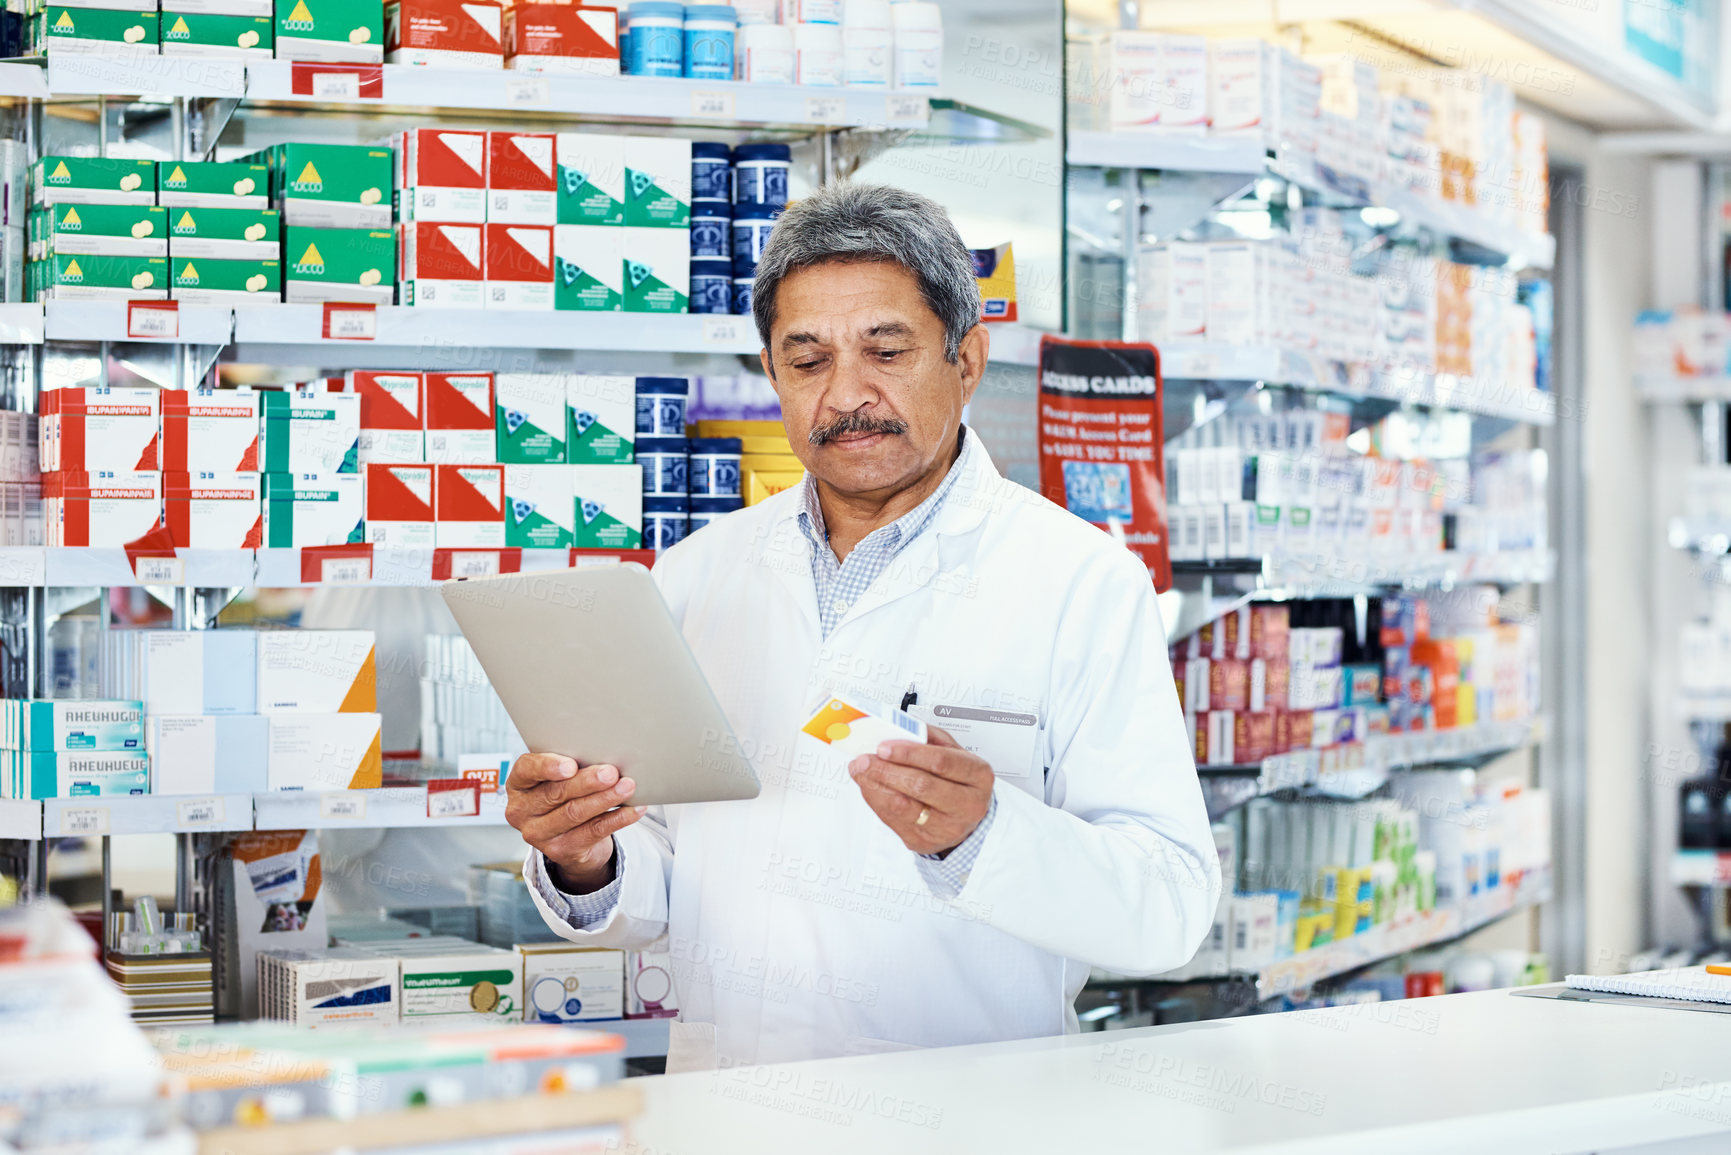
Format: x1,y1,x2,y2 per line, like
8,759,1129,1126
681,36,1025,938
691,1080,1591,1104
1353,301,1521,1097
508,183,1218,1070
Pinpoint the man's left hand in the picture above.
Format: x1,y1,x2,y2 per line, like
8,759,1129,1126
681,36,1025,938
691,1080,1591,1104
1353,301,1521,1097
849,724,994,856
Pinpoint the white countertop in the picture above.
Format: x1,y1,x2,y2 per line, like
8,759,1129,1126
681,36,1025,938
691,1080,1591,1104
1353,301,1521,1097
626,988,1731,1155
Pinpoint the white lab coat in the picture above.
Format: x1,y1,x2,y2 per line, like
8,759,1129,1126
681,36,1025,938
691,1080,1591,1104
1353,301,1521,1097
525,429,1219,1068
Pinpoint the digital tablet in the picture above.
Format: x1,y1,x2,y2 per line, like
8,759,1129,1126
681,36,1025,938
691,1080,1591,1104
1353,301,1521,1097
440,564,760,807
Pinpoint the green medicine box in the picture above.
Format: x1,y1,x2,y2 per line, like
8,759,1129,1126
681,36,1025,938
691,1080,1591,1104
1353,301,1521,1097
158,161,271,210
168,206,281,261
37,8,158,55
34,254,170,300
243,143,393,229
33,156,157,208
161,13,275,58
282,226,397,305
171,257,282,306
275,0,384,64
30,204,167,260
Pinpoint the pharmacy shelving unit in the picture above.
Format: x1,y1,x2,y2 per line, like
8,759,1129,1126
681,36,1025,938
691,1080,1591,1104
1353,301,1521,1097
1062,77,1557,1016
0,58,1047,1054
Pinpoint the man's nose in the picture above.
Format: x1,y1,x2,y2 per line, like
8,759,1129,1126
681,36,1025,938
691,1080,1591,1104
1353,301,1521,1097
824,348,879,413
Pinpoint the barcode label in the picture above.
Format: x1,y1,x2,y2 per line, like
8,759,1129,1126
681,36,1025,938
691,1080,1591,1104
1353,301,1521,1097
692,90,735,118
134,555,183,585
319,794,365,820
312,71,362,100
805,96,845,123
886,94,928,122
60,806,108,836
449,551,500,578
321,556,371,585
892,710,922,735
504,75,550,108
176,797,223,827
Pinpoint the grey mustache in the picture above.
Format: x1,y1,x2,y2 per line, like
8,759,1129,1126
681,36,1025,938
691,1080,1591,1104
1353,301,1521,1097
809,412,910,446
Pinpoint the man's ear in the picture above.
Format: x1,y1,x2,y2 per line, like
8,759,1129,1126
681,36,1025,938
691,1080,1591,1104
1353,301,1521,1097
957,323,989,406
760,347,778,386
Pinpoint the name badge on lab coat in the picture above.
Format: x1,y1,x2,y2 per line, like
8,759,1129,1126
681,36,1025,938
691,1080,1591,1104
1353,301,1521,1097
908,703,1042,795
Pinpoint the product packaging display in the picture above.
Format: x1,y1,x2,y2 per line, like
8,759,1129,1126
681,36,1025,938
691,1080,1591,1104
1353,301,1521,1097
42,470,164,546
274,0,384,63
29,203,167,260
166,207,281,261
349,370,425,463
488,131,558,225
34,7,159,55
495,373,569,463
400,220,485,308
266,712,384,790
170,256,282,305
625,949,677,1017
248,144,392,229
365,461,436,547
261,471,365,547
157,161,270,210
395,128,489,224
434,463,506,547
518,944,625,1022
503,464,574,548
505,2,619,75
566,374,636,464
483,222,555,310
148,714,270,795
281,227,397,304
622,226,688,312
160,12,275,57
385,0,503,69
257,629,378,714
553,224,624,310
556,133,626,227
623,136,692,229
163,471,264,548
31,157,156,208
32,253,170,300
39,387,162,473
6,750,151,800
4,699,145,752
260,390,360,474
571,463,643,548
162,388,260,472
425,371,497,463
256,947,399,1027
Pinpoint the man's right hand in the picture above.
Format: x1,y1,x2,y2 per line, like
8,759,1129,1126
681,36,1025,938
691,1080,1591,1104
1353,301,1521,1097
505,753,643,895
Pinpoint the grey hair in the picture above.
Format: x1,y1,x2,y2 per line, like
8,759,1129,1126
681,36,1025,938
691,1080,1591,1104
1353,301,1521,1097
752,182,982,364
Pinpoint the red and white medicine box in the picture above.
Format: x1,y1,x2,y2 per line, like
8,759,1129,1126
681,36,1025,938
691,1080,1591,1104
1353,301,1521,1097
46,470,163,547
386,0,505,69
402,222,486,310
162,388,260,473
425,371,495,464
346,370,426,463
41,387,161,473
505,3,619,75
483,223,553,311
366,462,436,548
164,471,263,549
397,127,489,223
488,132,557,225
434,463,505,548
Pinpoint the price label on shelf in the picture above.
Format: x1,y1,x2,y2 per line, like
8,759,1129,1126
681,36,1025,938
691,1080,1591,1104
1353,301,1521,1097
127,300,179,340
323,303,378,341
504,74,550,108
176,797,224,828
312,71,362,99
886,94,928,122
320,556,372,585
59,807,109,836
426,780,482,820
702,316,748,345
805,95,846,123
133,555,184,585
448,551,501,579
691,90,735,119
319,794,366,821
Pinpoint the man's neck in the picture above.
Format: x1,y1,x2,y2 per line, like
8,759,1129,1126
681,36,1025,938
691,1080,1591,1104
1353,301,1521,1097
816,431,964,563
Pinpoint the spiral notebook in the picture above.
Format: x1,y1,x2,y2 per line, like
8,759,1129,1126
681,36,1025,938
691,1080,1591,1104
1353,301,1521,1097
1564,966,1731,1005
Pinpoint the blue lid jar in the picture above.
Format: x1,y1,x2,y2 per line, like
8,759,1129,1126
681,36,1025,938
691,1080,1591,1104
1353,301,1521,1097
625,1,685,77
635,379,689,437
690,199,732,259
733,143,792,162
643,495,692,512
688,437,744,454
635,376,690,394
690,258,733,314
692,141,732,160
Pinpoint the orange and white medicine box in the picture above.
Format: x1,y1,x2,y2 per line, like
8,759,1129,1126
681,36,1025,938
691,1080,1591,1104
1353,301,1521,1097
266,713,384,791
425,371,495,463
435,463,505,548
396,127,489,223
799,692,928,761
45,470,163,547
484,223,553,310
505,3,618,75
402,222,486,310
258,629,378,714
488,131,557,225
365,462,436,548
386,0,504,69
40,387,161,473
164,471,263,549
348,370,426,463
162,388,260,473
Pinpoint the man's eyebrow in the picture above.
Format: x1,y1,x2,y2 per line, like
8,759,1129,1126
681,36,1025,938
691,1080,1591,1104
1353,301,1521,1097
864,322,916,339
779,331,824,349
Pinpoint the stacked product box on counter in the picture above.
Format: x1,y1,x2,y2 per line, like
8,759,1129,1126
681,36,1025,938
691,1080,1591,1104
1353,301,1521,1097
0,409,43,545
422,633,524,766
96,627,380,794
1176,592,1539,768
1163,405,1548,565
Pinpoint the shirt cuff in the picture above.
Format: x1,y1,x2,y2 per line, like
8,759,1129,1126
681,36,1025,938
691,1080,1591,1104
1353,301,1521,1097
529,840,624,930
916,792,997,900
